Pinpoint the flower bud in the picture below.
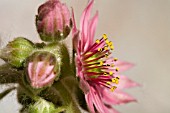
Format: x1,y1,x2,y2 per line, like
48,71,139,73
0,37,34,68
36,0,72,42
28,98,55,113
26,51,60,88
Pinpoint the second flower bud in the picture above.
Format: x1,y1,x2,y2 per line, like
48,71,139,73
26,51,60,89
36,0,72,42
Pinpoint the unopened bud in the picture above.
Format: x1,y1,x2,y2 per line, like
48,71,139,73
36,0,72,42
26,51,60,88
0,37,34,68
28,98,55,113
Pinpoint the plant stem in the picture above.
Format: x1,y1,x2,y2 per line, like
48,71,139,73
53,80,81,113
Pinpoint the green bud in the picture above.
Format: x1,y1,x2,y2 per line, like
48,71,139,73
28,98,56,113
0,37,34,68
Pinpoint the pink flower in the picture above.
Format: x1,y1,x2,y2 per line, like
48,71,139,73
26,51,60,88
72,0,139,112
36,0,72,42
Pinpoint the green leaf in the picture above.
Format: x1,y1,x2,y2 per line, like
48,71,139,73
0,87,16,100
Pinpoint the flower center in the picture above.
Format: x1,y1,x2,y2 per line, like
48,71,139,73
81,34,120,92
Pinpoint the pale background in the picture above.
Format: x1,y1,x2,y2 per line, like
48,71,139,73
0,0,170,113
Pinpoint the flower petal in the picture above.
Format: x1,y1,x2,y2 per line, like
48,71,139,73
117,75,140,89
88,11,98,47
115,61,134,73
102,89,137,105
80,0,94,52
104,105,120,113
71,8,78,37
91,87,106,113
71,8,79,50
85,92,95,113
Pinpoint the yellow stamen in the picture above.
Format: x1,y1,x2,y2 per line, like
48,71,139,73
95,39,100,44
99,61,104,66
116,76,120,79
103,34,107,40
105,39,109,44
106,81,111,85
112,77,119,84
115,68,119,72
112,78,116,83
110,86,117,92
105,54,109,58
114,58,118,61
109,71,113,75
98,48,102,52
111,64,115,67
104,46,109,50
104,72,108,76
108,41,113,47
116,76,120,83
110,45,114,50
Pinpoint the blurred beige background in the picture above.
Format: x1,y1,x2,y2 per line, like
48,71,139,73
0,0,170,113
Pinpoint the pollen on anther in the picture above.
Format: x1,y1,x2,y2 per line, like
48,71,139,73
104,72,108,76
111,64,115,67
110,45,114,50
96,39,100,44
99,61,104,66
105,54,109,58
106,81,111,85
104,46,109,50
116,76,120,80
103,34,107,40
112,78,119,84
108,41,113,46
115,68,119,72
105,40,109,44
98,48,102,52
110,86,117,92
114,58,118,61
109,71,113,75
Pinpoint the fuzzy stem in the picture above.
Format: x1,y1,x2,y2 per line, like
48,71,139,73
18,75,40,101
53,80,81,113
